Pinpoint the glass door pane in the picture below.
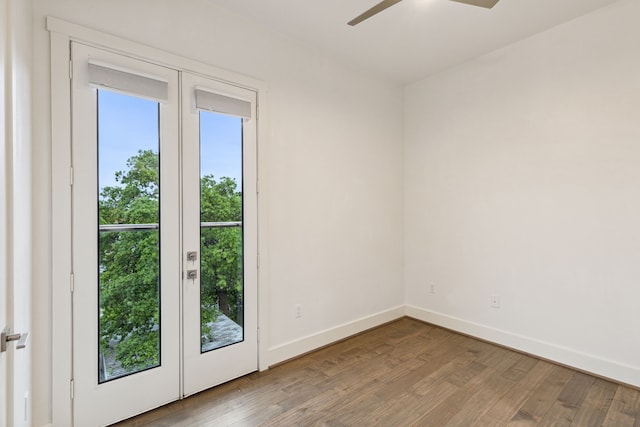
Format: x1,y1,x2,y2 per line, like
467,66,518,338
97,90,161,382
199,112,244,352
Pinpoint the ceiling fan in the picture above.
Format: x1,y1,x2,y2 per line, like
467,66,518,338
348,0,500,26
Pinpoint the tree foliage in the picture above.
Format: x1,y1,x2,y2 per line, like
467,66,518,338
200,174,243,343
99,149,243,375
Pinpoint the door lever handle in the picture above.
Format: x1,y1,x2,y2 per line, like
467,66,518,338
1,328,29,352
14,332,29,349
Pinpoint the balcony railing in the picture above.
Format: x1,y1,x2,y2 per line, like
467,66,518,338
99,222,242,232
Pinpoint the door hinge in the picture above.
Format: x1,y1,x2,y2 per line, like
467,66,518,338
70,273,74,293
257,254,260,269
70,379,74,400
256,179,259,194
70,166,74,186
69,60,73,80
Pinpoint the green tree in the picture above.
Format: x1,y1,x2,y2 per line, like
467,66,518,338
99,150,243,375
200,175,243,343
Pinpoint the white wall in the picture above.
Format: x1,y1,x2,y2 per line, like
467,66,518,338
31,0,404,425
405,0,640,388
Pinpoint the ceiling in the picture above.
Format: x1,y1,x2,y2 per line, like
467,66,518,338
212,0,621,83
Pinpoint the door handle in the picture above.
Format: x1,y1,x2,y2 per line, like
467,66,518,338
1,327,29,352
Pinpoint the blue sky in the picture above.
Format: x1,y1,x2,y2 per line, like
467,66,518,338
98,90,242,194
200,110,243,189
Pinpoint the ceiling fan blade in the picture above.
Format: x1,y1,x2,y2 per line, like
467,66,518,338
348,0,403,26
449,0,500,8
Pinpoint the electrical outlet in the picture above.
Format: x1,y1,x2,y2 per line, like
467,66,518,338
490,295,500,309
429,284,437,294
294,304,302,319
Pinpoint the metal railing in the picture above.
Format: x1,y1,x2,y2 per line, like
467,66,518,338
201,221,242,229
99,222,242,232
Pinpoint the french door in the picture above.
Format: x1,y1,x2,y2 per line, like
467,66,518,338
71,43,257,427
181,72,258,395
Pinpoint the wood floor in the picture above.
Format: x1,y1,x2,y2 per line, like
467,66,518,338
113,318,640,426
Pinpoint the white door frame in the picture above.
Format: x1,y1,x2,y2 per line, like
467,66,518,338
48,17,270,426
1,1,9,423
3,1,32,425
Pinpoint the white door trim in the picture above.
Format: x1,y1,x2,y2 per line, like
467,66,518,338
1,1,9,423
48,17,269,426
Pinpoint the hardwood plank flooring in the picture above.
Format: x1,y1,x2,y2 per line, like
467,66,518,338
112,318,640,427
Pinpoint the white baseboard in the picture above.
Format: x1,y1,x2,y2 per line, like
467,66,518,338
266,304,639,388
405,305,640,388
266,305,405,367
